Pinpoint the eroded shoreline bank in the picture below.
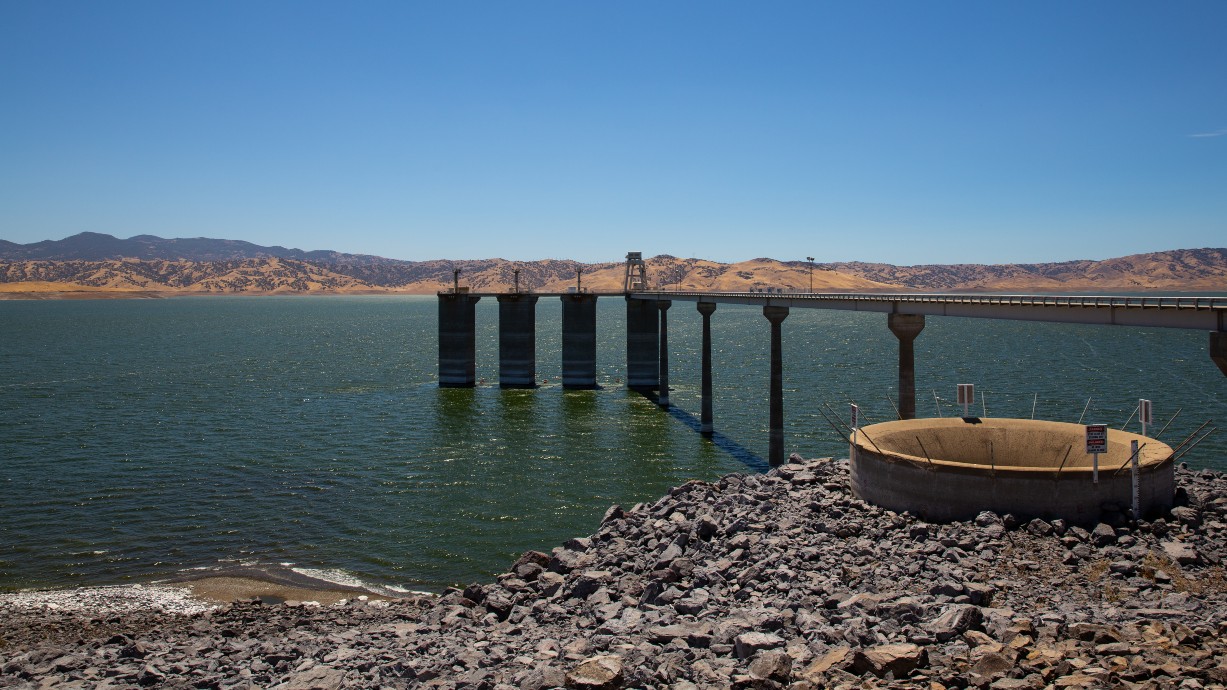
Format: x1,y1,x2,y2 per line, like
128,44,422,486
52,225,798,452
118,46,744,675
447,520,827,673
3,457,1225,689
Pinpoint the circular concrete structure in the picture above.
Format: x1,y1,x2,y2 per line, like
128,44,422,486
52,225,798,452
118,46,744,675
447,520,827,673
849,418,1174,523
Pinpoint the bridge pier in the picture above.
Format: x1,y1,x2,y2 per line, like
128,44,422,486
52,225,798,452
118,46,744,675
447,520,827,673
764,306,789,466
698,302,717,435
657,301,672,407
561,294,598,389
888,313,925,420
626,297,660,391
438,294,481,387
1212,331,1227,377
497,294,538,388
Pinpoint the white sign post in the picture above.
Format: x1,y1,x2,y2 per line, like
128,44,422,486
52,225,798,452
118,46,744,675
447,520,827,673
850,403,859,463
1086,423,1108,484
957,384,974,418
1139,399,1153,437
1130,439,1141,518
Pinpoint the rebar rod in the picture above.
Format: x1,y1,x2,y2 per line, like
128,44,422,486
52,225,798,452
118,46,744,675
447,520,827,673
1111,442,1148,476
915,436,936,469
1054,445,1073,480
1168,420,1211,456
1154,407,1182,439
1171,427,1217,463
1077,397,1092,425
885,395,901,421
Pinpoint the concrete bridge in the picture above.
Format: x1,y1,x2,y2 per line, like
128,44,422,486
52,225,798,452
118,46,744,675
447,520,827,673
438,260,1227,467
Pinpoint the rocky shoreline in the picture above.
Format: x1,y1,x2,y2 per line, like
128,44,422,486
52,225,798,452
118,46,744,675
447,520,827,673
3,457,1225,689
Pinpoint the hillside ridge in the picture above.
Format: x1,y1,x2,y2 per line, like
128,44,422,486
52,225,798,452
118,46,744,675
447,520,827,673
1,234,1225,295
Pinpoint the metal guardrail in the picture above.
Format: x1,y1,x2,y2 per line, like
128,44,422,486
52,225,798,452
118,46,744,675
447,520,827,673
628,291,1227,331
633,291,1227,310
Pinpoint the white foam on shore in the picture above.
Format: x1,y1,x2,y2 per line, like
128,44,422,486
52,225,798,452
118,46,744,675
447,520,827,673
290,567,370,590
0,583,216,616
289,567,436,598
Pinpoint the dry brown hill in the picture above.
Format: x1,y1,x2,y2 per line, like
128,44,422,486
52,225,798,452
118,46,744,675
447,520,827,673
0,258,378,294
819,248,1227,292
1,248,1225,297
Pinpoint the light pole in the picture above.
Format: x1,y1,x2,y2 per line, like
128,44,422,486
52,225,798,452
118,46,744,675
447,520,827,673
806,257,815,293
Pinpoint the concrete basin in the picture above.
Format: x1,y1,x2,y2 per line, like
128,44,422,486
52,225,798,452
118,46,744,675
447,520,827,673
849,417,1174,523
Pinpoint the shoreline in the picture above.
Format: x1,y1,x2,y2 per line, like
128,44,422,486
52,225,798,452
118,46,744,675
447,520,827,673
3,458,1225,688
0,563,420,615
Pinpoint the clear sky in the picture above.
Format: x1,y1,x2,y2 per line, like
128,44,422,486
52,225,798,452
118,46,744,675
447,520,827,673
1,2,1224,265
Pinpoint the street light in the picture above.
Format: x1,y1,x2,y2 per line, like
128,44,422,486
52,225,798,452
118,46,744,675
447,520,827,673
806,257,815,293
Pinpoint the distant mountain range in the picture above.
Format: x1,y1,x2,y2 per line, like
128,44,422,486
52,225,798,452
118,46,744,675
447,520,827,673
1,232,1225,297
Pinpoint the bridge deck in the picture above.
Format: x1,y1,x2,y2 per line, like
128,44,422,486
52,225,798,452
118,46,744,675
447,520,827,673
628,291,1227,331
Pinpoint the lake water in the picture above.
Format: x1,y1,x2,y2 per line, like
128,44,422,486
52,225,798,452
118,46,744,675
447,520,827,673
1,295,1223,593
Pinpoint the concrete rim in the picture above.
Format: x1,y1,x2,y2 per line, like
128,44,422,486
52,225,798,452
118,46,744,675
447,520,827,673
850,417,1174,477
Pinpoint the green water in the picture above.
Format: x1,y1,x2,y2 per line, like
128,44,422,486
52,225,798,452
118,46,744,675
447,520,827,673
1,295,1222,592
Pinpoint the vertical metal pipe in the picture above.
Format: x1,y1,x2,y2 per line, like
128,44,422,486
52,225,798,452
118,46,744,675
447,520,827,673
698,302,716,435
657,300,672,407
888,313,925,420
764,305,789,466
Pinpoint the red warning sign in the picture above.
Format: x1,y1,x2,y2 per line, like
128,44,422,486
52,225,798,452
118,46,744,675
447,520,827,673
1085,424,1108,454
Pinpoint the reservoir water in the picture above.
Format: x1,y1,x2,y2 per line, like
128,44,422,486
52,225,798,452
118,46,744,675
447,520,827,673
1,295,1223,593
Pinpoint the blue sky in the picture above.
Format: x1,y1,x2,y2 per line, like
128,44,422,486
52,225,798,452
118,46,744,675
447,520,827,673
1,2,1224,265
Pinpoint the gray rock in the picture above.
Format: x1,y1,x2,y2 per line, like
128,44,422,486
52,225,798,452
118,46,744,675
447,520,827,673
733,632,784,659
852,643,927,678
925,604,983,642
1161,540,1201,565
748,649,792,682
1092,523,1117,546
566,654,623,689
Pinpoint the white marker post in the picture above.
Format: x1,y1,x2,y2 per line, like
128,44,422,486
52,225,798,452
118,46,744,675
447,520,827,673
1086,423,1108,485
1139,399,1153,437
850,403,859,464
957,383,974,418
1130,439,1140,518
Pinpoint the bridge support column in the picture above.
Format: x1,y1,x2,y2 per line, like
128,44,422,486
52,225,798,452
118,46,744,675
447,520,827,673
698,302,717,435
438,294,481,387
888,313,926,420
657,301,672,407
561,294,598,389
626,297,659,391
1212,331,1227,377
497,294,538,388
764,306,789,467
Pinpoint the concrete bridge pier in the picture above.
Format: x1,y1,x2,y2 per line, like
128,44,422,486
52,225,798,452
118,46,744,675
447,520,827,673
764,305,789,466
1212,331,1227,377
657,301,672,407
626,297,660,391
888,313,926,420
438,294,482,387
561,295,598,389
698,302,717,435
497,294,538,388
